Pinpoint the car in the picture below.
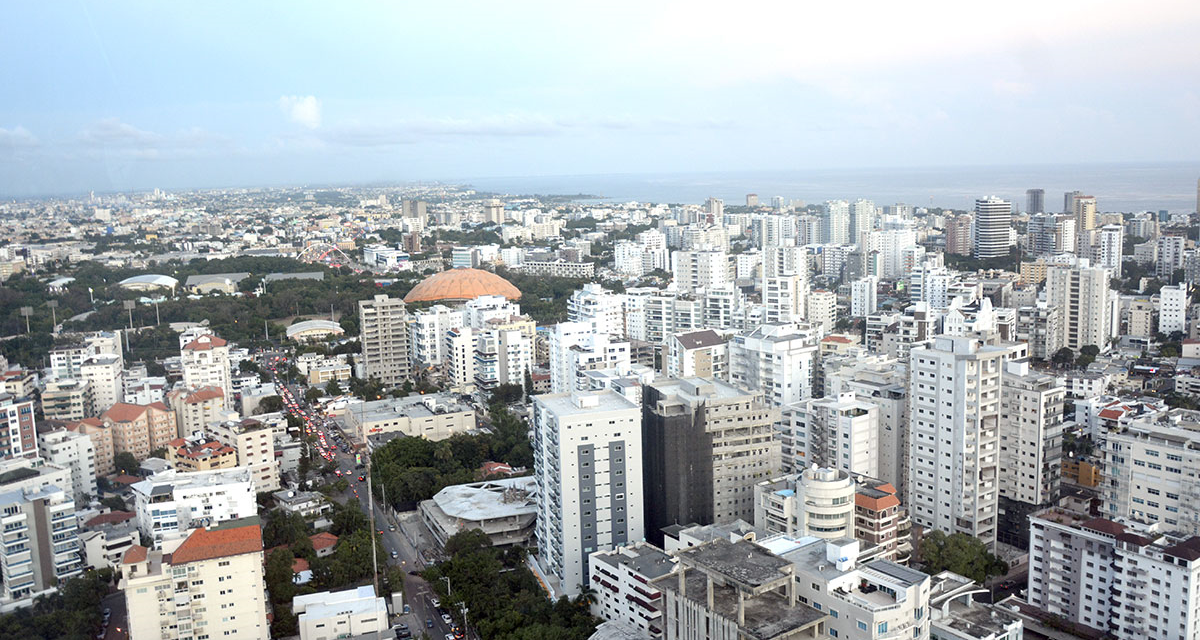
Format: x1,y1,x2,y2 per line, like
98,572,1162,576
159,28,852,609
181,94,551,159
442,613,453,625
103,608,111,618
445,635,456,640
358,475,366,482
426,618,434,628
391,551,398,559
430,597,440,608
395,630,411,639
389,525,396,531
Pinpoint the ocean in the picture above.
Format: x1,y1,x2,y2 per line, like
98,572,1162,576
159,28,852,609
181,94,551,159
462,162,1200,213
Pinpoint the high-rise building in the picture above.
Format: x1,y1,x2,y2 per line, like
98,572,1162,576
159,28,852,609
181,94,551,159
745,193,758,207
548,322,631,394
704,197,724,218
1045,265,1116,352
805,290,837,334
908,336,1015,548
1072,195,1097,234
973,196,1012,259
728,322,820,406
207,418,280,493
35,427,96,503
1062,190,1082,214
131,467,256,547
850,276,878,317
358,294,412,385
944,214,973,256
849,198,876,244
79,354,123,415
408,305,465,367
782,393,879,477
1086,223,1124,278
533,391,643,597
121,521,269,640
997,361,1065,548
1159,284,1190,335
482,198,505,224
100,402,177,462
0,484,82,604
641,378,780,545
0,394,36,460
1027,508,1200,639
822,200,850,244
180,334,232,408
1101,408,1200,534
1157,234,1188,278
671,250,733,293
1026,188,1045,214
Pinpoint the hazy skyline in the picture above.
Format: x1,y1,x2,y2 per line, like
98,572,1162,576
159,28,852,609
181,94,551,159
2,1,1200,197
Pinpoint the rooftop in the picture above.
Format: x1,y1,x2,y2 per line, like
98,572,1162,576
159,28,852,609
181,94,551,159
534,389,640,417
171,521,263,564
677,538,792,589
592,542,675,580
429,476,537,521
403,267,521,303
674,329,724,350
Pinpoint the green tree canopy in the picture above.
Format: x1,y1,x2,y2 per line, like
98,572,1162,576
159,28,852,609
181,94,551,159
918,531,1008,583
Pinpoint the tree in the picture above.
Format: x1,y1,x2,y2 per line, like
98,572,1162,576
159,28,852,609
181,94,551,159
259,395,285,413
1051,347,1075,367
265,548,297,604
149,447,167,459
100,495,126,512
325,380,342,396
114,451,139,475
918,531,1008,583
1076,344,1100,368
330,500,369,536
304,387,323,404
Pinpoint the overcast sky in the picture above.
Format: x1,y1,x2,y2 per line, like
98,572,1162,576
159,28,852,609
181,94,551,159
2,1,1199,196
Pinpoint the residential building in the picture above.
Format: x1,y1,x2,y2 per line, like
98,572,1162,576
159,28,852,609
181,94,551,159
131,467,256,547
665,330,727,380
908,336,1014,548
997,361,1065,548
1045,265,1117,352
672,250,733,294
69,418,114,477
180,334,232,407
763,274,807,323
805,290,837,334
207,418,279,493
167,386,225,437
781,393,879,478
0,485,82,605
589,543,674,639
79,354,123,415
1015,303,1061,361
850,277,878,317
973,196,1012,259
825,354,909,495
549,322,631,394
928,571,1023,640
1157,234,1188,278
0,394,36,460
944,214,973,256
1026,188,1045,214
1159,283,1190,336
418,476,537,549
294,585,389,640
358,294,412,385
165,435,237,472
78,511,137,571
272,490,332,520
121,520,269,640
642,378,781,546
343,393,474,442
41,378,94,422
409,304,465,366
101,401,177,462
1101,408,1200,535
35,427,96,502
728,322,820,406
533,391,643,597
1027,508,1200,639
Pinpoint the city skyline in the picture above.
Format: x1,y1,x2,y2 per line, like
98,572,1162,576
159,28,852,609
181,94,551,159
3,2,1200,197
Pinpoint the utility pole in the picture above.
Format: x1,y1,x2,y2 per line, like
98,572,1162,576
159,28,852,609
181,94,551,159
47,300,58,330
123,300,136,330
19,307,31,333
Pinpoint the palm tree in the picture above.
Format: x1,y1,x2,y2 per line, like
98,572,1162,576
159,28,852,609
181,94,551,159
574,584,597,608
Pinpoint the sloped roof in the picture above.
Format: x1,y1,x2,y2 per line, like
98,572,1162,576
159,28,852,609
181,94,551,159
310,532,339,551
185,386,225,403
171,523,262,565
183,335,228,350
122,545,148,564
103,403,149,423
403,268,521,303
675,329,724,350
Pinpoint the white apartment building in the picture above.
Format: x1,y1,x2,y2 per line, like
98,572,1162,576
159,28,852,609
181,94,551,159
79,354,123,415
806,290,837,334
1045,265,1117,352
908,336,1014,548
206,418,279,493
0,456,75,504
763,273,807,324
180,334,232,407
359,294,412,385
823,199,850,244
121,521,269,640
49,331,123,381
548,322,631,394
473,327,532,391
728,322,820,406
589,543,674,638
79,516,137,572
1088,224,1124,278
131,467,256,547
533,391,644,598
408,304,465,366
974,196,1012,259
998,361,1065,507
568,284,627,339
0,484,82,605
672,250,733,294
754,466,855,540
443,327,475,391
825,354,908,496
35,427,96,503
1102,408,1200,535
1158,235,1188,278
294,585,389,640
851,276,878,317
782,393,879,478
1159,284,1190,336
1028,508,1200,639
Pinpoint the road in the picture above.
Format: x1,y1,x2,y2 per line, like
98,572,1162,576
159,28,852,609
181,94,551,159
100,590,127,640
270,363,468,640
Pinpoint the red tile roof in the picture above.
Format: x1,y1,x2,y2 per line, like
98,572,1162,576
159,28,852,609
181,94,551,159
148,401,170,412
821,335,854,344
102,402,149,423
292,557,310,574
171,523,263,565
183,335,228,350
122,545,148,564
85,510,135,527
310,532,339,551
185,386,225,403
112,474,142,485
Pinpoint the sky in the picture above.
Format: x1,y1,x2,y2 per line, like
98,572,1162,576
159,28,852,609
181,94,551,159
2,1,1199,197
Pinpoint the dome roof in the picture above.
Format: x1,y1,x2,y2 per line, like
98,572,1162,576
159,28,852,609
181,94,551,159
403,268,522,303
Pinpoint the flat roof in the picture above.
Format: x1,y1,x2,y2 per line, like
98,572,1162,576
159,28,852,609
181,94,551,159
429,476,537,521
593,543,675,580
534,390,639,416
677,539,792,588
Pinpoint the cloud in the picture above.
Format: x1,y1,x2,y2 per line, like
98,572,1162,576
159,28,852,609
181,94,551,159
279,95,322,129
0,126,39,148
993,79,1034,97
78,118,162,147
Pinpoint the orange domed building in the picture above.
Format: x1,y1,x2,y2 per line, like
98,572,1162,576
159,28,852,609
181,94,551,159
402,268,522,303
